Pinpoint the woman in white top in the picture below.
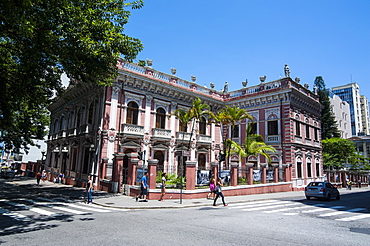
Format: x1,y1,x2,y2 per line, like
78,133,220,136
159,173,167,201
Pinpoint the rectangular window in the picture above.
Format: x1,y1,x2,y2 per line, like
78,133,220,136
316,163,320,177
268,120,278,135
297,162,302,178
82,148,90,174
314,128,318,141
306,125,310,139
296,121,301,136
250,122,257,135
307,162,312,177
232,125,239,138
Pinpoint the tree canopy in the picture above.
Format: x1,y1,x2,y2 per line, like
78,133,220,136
0,0,144,152
322,138,370,170
314,76,340,139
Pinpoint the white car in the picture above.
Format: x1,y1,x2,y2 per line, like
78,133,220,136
305,182,340,200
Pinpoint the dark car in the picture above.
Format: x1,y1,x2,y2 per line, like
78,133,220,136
304,181,340,200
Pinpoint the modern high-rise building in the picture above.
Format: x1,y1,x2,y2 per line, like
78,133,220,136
329,92,351,139
332,83,363,136
360,95,370,135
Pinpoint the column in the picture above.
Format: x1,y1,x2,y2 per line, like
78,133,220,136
271,164,279,183
260,164,267,184
112,153,125,193
230,162,238,186
128,157,139,186
101,158,108,179
283,164,290,182
210,162,219,179
147,159,158,190
246,163,254,185
185,161,197,190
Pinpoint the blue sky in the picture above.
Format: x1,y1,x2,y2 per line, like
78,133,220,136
125,0,370,97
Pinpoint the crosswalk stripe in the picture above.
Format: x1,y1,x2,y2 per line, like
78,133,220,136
263,204,325,213
242,202,296,211
29,207,55,216
0,207,29,220
319,208,366,217
230,201,291,209
36,197,112,212
21,198,86,215
65,203,111,213
336,214,370,221
301,206,345,213
229,200,279,208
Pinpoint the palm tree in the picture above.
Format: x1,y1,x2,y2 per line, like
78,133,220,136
230,123,276,183
188,97,210,149
169,108,192,175
209,105,253,170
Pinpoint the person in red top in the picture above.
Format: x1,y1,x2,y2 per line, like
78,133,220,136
36,172,42,186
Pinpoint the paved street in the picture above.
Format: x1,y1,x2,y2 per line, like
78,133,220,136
1,176,370,246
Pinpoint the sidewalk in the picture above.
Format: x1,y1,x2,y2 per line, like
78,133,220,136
8,176,370,210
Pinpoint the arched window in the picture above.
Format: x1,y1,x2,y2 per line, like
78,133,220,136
199,117,207,135
156,108,166,129
126,101,139,125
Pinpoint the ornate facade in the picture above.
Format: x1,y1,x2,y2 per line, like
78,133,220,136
45,60,323,194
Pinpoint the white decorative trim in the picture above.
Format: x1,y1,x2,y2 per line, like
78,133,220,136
249,111,259,121
125,92,144,107
153,99,170,112
265,107,280,119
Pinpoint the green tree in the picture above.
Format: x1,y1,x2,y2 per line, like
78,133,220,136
322,138,370,170
188,97,210,146
231,123,276,164
314,76,340,140
0,0,144,152
209,105,253,167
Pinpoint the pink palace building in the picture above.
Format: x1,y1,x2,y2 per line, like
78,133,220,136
44,60,323,199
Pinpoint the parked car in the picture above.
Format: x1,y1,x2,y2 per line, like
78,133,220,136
305,181,340,200
0,168,15,178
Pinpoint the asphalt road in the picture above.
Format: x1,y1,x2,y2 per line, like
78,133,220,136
1,178,370,246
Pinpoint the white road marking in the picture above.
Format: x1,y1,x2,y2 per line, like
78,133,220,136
319,208,366,217
301,206,345,213
336,214,370,221
0,207,29,220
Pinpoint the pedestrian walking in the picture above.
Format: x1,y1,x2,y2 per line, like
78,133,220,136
358,179,362,188
59,173,64,184
86,175,93,204
41,170,47,182
36,172,42,186
213,177,228,207
207,174,216,199
136,172,149,202
347,180,352,190
159,173,167,201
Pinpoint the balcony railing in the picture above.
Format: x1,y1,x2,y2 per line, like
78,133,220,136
197,134,212,143
121,124,144,135
266,135,280,143
152,128,171,139
176,132,192,141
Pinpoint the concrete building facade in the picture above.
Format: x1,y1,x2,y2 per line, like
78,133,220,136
332,83,364,136
329,93,352,139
